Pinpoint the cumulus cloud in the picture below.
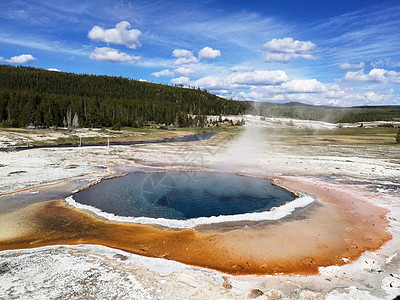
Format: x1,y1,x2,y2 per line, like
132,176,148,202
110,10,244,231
263,38,316,63
175,67,194,76
88,21,142,49
47,68,61,72
168,66,395,106
343,68,400,84
194,76,233,90
89,47,140,64
281,79,327,93
2,54,36,64
229,70,289,85
173,70,290,91
172,49,199,65
198,47,221,59
340,62,365,69
151,69,174,77
230,83,396,106
363,89,396,104
170,76,191,85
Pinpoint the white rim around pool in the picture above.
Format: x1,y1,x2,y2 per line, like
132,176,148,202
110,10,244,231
65,194,315,229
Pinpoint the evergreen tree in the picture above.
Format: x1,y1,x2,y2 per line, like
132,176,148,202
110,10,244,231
0,65,249,128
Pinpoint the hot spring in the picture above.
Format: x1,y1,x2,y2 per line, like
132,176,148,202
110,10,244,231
72,171,298,226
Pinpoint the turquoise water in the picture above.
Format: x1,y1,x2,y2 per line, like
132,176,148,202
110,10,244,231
73,171,296,220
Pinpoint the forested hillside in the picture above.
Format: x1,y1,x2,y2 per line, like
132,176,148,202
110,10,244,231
0,65,248,128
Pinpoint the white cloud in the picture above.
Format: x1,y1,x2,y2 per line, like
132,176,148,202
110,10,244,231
170,76,191,85
47,68,61,72
229,83,396,106
263,38,316,63
167,65,396,106
343,68,400,83
281,79,327,93
198,47,221,59
229,65,252,72
173,70,289,91
363,89,396,104
2,54,36,64
89,47,140,64
264,37,315,54
151,69,174,77
175,67,194,76
229,70,289,85
88,21,142,49
386,70,400,83
343,69,369,82
172,49,199,65
340,62,365,69
194,76,234,90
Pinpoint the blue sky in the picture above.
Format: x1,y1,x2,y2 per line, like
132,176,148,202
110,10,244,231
1,0,400,106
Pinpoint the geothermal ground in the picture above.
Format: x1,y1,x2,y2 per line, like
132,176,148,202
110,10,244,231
0,116,399,299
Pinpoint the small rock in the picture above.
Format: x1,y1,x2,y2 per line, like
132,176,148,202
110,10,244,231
248,288,264,298
113,254,128,261
300,290,324,299
265,289,283,300
222,276,232,289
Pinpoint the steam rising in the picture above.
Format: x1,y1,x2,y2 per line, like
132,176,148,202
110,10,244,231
213,102,272,173
213,125,270,173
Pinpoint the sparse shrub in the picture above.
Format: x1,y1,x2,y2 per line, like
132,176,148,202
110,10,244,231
66,164,79,169
111,122,122,131
378,123,394,128
8,170,27,176
396,129,400,144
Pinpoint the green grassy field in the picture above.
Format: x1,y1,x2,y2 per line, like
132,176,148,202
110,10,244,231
264,127,399,146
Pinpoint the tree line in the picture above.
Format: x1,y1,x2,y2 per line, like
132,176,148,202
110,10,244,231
248,102,400,123
0,65,249,128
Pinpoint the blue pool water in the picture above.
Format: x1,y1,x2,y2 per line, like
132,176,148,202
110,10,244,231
73,171,296,220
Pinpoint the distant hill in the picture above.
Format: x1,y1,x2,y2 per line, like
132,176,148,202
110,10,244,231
247,101,400,123
0,65,248,128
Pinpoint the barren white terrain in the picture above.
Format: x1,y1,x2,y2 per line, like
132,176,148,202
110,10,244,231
0,117,399,299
